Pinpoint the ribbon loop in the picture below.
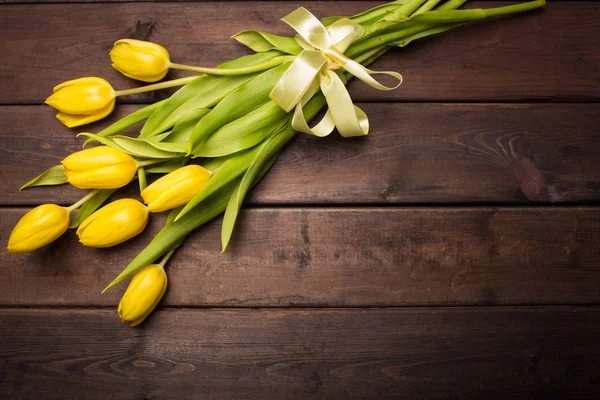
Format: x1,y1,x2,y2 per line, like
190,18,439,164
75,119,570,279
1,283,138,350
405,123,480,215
270,7,403,138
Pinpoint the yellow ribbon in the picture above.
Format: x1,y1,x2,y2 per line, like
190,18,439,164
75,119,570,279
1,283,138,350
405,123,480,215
269,7,403,138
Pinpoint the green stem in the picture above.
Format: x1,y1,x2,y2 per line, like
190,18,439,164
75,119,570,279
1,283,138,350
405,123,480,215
351,0,468,54
114,76,198,97
388,0,430,19
413,0,545,23
65,189,101,213
169,56,295,76
415,0,443,14
484,0,545,17
158,249,176,268
348,1,407,25
138,167,148,192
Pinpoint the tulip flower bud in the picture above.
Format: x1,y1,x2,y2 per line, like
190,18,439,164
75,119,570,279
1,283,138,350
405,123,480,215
62,146,138,189
141,165,211,212
118,264,168,326
76,198,149,248
7,204,70,253
110,39,170,83
45,77,116,128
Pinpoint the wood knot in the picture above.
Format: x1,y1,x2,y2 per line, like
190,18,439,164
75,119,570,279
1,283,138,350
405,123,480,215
509,156,549,202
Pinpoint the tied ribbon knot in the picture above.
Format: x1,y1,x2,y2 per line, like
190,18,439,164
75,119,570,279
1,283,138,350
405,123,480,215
269,7,403,138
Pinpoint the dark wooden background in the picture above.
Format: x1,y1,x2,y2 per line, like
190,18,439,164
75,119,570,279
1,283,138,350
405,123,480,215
1,1,600,399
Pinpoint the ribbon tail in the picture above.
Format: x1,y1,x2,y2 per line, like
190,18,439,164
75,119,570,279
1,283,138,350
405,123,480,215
292,104,336,137
342,58,403,91
320,70,369,137
291,79,336,137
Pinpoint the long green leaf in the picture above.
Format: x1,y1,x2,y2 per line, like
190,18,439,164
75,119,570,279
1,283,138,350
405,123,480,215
175,145,264,221
141,51,283,137
188,62,291,152
233,31,302,55
192,101,288,157
69,189,117,229
103,178,241,291
75,133,128,152
163,107,211,144
145,158,186,174
202,155,231,173
111,136,183,159
20,165,66,190
221,125,295,251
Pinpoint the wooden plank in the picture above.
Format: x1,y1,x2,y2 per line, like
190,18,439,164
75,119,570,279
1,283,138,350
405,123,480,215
1,307,599,399
2,103,599,206
0,0,554,3
1,207,599,306
0,2,597,103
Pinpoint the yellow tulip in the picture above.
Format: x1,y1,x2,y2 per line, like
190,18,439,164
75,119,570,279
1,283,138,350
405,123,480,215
7,204,70,253
141,165,211,212
110,39,170,83
118,264,168,326
45,77,116,128
76,198,149,248
62,146,137,189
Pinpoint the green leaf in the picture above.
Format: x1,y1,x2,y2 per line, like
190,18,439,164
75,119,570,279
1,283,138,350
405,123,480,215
175,146,262,221
81,100,168,147
145,158,186,174
166,206,184,225
202,155,230,173
188,62,291,152
163,107,211,144
221,139,287,251
232,31,302,55
69,189,117,229
192,101,288,157
76,133,128,152
141,51,284,137
20,165,67,190
103,178,241,291
140,75,206,137
111,136,183,159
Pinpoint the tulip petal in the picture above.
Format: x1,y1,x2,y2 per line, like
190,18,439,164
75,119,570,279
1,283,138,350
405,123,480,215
141,165,211,212
76,199,149,248
55,100,116,128
117,264,167,325
110,39,170,83
46,77,115,114
7,204,69,253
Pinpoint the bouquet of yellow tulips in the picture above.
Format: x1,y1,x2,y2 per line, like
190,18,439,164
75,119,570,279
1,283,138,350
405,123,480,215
7,0,546,326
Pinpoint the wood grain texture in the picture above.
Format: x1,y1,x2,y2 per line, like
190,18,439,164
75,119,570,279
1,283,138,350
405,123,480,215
1,207,599,306
1,2,598,104
2,103,599,206
1,307,600,399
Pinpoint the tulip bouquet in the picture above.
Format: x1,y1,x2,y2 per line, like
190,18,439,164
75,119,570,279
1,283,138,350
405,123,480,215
8,0,545,326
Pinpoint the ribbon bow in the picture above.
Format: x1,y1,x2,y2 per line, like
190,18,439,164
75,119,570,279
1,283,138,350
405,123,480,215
269,7,403,138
